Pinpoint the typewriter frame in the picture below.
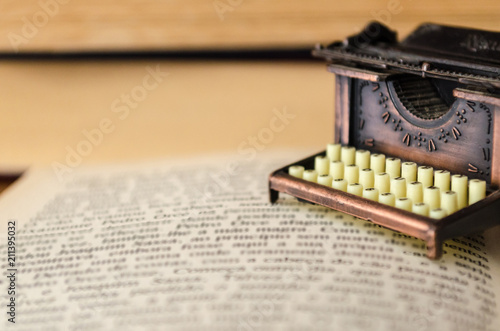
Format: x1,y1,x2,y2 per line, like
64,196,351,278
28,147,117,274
268,23,500,259
269,155,500,260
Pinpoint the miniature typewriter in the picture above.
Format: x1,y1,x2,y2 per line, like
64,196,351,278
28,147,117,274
268,22,500,259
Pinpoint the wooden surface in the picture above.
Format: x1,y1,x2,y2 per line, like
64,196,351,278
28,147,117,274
0,1,499,52
0,59,333,172
0,2,499,190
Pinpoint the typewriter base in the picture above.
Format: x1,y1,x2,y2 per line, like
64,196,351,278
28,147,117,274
269,151,500,260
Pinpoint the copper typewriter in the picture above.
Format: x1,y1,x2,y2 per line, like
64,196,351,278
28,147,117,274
268,22,500,259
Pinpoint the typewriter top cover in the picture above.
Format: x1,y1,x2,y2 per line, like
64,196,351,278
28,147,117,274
315,22,500,86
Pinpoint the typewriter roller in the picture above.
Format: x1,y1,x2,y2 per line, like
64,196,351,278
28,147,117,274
268,22,500,259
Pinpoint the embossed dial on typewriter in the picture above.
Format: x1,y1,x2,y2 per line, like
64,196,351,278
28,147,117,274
353,76,493,181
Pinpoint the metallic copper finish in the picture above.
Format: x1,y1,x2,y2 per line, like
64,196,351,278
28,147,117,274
269,152,500,259
327,65,390,82
269,22,500,259
493,111,500,187
335,75,351,146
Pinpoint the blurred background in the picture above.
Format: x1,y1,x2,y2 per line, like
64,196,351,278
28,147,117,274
0,0,499,181
1,0,499,52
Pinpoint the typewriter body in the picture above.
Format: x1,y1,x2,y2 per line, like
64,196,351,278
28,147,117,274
268,22,500,259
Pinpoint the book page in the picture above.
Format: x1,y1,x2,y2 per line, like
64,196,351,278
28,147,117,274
0,151,499,331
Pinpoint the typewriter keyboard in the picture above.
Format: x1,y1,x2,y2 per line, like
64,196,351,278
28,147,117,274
288,144,487,218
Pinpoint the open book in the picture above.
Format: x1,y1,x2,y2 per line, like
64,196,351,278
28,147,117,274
1,151,499,330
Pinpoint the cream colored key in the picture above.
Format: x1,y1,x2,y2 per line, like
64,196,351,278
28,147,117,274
441,191,458,215
363,187,379,201
418,166,434,188
434,170,451,192
395,197,412,211
423,186,440,210
430,208,447,219
386,158,401,179
469,179,486,205
401,162,417,183
347,183,363,196
359,168,374,189
332,178,348,192
317,174,333,186
355,149,370,170
341,146,356,165
390,177,406,199
327,143,341,161
315,155,330,176
413,202,429,216
374,172,390,194
288,165,304,178
407,181,423,204
379,192,395,207
370,153,386,174
303,170,318,183
329,160,344,180
345,164,360,185
451,174,468,210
